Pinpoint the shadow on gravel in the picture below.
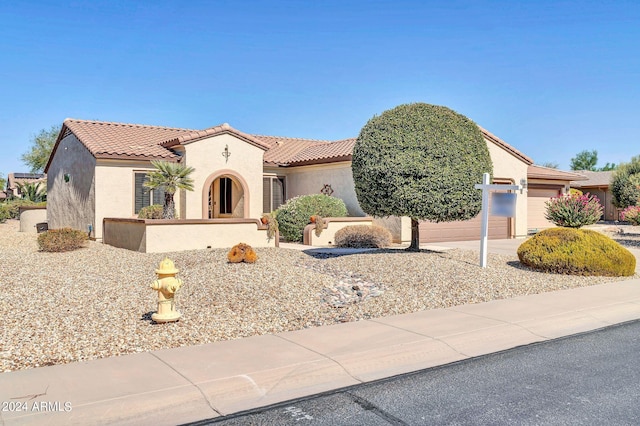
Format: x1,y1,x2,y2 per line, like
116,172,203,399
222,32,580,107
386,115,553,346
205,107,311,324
301,248,452,259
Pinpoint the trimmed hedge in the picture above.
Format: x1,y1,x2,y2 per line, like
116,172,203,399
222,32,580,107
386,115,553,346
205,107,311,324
275,194,348,242
37,228,88,252
335,225,392,248
517,228,635,276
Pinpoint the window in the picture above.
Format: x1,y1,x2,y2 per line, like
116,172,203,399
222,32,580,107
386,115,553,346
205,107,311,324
219,177,233,214
134,172,164,214
263,176,285,213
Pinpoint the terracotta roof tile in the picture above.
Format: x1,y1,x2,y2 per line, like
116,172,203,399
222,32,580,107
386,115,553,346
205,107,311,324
478,127,534,165
62,119,194,161
253,135,331,165
287,138,356,164
164,123,271,150
570,170,614,187
528,165,587,181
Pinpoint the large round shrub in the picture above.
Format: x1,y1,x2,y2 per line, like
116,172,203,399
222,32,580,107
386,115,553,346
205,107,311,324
352,103,492,250
611,155,640,209
517,228,635,276
275,194,348,242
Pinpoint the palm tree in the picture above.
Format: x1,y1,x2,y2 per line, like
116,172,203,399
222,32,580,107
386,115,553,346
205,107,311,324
143,161,195,219
16,181,46,202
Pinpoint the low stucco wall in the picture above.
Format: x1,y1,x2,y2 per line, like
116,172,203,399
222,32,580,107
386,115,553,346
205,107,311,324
303,217,374,246
19,207,47,233
103,218,278,253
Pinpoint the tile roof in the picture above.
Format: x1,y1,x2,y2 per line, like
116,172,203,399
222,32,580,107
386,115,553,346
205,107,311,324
163,123,270,151
6,173,46,191
478,127,534,165
570,170,614,188
45,119,194,171
528,165,588,181
45,118,534,170
253,135,333,165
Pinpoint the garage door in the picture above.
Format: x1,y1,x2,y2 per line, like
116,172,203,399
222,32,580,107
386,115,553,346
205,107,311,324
419,186,511,243
527,187,561,231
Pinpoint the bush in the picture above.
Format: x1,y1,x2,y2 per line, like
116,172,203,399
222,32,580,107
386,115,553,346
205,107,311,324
569,188,583,196
335,225,392,248
620,206,640,225
37,228,88,252
611,155,640,209
138,204,164,219
517,228,635,276
227,243,257,263
544,193,603,228
0,200,46,221
275,194,348,242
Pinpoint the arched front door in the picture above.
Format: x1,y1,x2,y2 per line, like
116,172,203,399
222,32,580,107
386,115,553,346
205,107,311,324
208,175,245,218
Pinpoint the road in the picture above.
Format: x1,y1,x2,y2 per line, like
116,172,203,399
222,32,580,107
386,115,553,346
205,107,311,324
192,319,640,425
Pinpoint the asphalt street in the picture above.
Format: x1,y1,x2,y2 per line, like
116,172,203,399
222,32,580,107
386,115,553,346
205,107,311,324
196,319,640,426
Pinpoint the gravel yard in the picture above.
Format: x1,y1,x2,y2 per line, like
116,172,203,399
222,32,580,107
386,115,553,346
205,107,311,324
1,220,637,373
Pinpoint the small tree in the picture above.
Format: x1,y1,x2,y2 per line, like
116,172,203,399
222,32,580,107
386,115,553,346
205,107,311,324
352,103,493,251
611,155,640,209
143,161,195,219
21,126,61,173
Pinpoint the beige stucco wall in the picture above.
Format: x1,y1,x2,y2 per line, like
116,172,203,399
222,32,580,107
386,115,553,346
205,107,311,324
19,207,47,233
183,133,265,220
94,160,159,240
486,141,529,238
46,134,96,235
280,162,364,216
103,219,276,253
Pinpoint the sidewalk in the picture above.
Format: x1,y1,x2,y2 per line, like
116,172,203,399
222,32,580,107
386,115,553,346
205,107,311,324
2,277,640,425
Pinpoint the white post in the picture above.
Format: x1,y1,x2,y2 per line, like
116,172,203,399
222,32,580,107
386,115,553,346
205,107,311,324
479,173,490,268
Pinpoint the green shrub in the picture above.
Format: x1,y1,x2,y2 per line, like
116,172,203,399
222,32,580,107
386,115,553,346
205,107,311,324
517,228,635,276
275,194,348,242
620,206,640,226
335,225,392,248
611,155,640,209
0,205,10,223
0,200,46,220
138,204,164,219
544,193,603,228
37,228,88,252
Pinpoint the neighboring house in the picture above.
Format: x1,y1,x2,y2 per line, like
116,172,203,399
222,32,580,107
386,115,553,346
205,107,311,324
526,165,587,232
570,170,618,221
5,173,46,199
45,118,575,243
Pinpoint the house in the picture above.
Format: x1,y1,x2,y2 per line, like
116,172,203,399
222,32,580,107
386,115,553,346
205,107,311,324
570,170,618,221
526,165,587,232
45,118,578,245
5,172,46,199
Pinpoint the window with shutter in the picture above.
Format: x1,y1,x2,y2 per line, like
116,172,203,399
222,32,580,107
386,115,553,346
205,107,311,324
134,172,165,214
263,175,285,213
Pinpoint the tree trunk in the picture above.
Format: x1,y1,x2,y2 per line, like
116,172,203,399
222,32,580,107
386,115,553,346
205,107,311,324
163,193,175,219
407,218,420,251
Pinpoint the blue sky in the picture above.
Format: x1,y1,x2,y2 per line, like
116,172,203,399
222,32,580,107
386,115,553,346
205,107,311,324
1,0,639,176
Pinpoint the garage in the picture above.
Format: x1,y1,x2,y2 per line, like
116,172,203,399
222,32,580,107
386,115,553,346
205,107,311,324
419,187,512,243
527,186,562,231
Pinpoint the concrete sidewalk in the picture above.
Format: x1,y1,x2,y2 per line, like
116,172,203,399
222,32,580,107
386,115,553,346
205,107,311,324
2,278,640,425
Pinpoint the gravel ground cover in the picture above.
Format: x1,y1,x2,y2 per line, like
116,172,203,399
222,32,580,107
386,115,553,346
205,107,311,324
1,220,637,373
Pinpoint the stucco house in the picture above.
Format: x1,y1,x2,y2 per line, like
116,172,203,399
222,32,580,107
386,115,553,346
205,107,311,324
45,118,578,245
570,170,618,221
5,172,46,199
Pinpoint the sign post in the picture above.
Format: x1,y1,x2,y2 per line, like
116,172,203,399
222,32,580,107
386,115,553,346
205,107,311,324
474,173,521,268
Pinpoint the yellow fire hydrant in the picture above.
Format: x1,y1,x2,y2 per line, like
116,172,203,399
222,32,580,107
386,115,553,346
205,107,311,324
150,257,183,323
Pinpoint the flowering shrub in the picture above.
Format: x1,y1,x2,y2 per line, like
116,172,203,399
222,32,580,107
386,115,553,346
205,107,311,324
620,206,640,226
544,193,603,228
